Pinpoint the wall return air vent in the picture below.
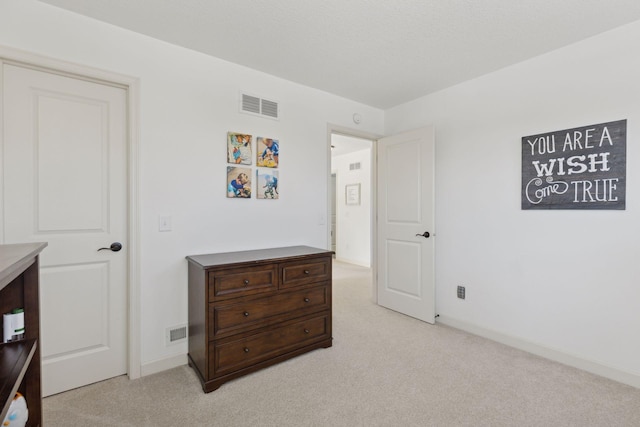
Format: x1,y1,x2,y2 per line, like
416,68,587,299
240,92,279,120
166,324,187,346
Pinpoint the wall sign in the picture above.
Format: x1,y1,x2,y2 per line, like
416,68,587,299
521,119,626,210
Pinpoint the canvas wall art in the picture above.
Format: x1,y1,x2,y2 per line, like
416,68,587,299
521,119,626,210
227,132,252,165
256,137,279,168
227,166,252,198
256,170,279,199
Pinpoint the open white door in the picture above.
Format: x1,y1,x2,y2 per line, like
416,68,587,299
377,126,435,323
2,63,128,395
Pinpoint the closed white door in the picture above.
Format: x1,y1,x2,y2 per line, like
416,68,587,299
2,63,128,395
377,127,435,323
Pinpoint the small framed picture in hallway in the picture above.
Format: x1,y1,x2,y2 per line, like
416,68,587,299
345,183,360,205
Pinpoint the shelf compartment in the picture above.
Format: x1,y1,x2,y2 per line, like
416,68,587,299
0,339,37,423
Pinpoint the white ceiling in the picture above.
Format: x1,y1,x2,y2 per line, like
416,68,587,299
38,0,640,109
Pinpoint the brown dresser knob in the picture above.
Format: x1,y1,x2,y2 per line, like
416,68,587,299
243,279,249,285
304,329,310,334
303,297,310,303
244,347,250,353
243,311,250,317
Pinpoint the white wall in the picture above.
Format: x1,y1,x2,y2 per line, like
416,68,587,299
0,1,384,371
332,148,372,267
386,21,640,385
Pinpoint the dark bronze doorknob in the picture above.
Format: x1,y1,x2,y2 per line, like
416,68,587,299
415,232,430,238
98,242,123,252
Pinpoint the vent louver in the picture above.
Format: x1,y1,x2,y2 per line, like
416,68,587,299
349,162,361,171
166,325,187,345
240,92,279,120
261,99,278,118
242,94,260,114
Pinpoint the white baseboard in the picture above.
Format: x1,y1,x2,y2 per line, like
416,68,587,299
437,315,640,389
140,353,188,377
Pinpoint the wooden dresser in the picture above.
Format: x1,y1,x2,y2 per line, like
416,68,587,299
186,246,333,392
0,243,47,426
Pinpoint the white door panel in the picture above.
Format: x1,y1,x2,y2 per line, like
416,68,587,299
2,63,128,395
37,93,107,231
40,262,109,356
377,127,435,323
386,240,422,297
385,140,422,222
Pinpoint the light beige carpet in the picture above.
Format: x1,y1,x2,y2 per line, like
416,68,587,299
43,261,640,426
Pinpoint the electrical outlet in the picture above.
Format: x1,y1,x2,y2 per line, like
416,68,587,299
457,285,466,299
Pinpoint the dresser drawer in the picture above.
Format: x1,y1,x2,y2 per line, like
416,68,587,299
210,313,330,377
209,284,329,338
208,264,277,301
280,257,331,289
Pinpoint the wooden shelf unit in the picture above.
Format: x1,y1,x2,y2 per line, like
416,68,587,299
0,243,47,426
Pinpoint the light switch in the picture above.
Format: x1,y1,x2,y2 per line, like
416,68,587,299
159,215,172,232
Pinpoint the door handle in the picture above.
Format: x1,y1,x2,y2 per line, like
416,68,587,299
415,232,430,238
98,242,123,252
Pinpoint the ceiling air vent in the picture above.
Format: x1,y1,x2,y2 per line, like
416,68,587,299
240,92,279,120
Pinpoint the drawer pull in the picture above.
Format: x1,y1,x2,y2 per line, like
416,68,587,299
244,347,250,353
303,297,310,303
243,311,250,317
243,279,250,285
304,329,310,334
303,270,310,274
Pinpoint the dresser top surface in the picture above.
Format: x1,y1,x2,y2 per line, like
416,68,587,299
186,245,333,269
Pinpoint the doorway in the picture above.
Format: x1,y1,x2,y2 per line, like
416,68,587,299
330,133,373,267
328,125,436,322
